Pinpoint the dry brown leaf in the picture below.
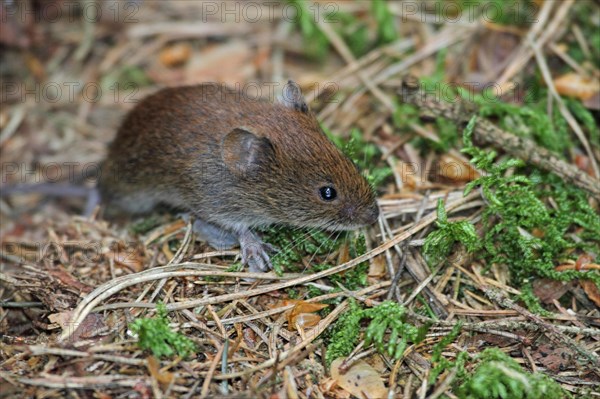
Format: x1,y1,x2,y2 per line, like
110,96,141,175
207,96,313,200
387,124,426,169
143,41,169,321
47,265,93,294
280,300,328,330
554,72,600,101
162,240,175,262
319,377,352,398
575,254,595,271
292,313,322,329
574,154,596,177
159,42,192,67
52,312,107,341
368,255,387,279
395,160,419,190
531,344,575,372
580,280,600,307
330,358,387,399
280,300,328,313
110,242,145,272
438,154,480,182
185,41,254,85
532,278,573,304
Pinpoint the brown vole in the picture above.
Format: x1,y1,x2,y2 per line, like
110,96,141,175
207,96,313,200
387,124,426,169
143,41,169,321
99,81,378,272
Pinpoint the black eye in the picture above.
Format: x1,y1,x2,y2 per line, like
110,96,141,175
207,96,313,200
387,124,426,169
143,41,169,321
319,186,337,201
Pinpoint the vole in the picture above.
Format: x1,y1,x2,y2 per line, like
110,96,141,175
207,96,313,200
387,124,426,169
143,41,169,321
98,82,381,272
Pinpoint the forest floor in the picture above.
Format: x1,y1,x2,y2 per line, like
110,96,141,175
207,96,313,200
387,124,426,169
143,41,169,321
1,1,599,398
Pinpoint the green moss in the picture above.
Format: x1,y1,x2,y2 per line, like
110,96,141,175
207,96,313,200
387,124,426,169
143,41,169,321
325,300,364,365
101,65,151,94
288,0,398,60
569,2,600,68
325,300,429,366
286,0,330,60
465,85,572,154
457,348,572,399
129,215,164,235
129,303,196,359
372,0,397,45
429,322,466,385
423,117,600,312
259,227,345,275
312,233,369,291
565,97,600,149
461,117,600,288
424,198,481,265
336,12,369,58
392,101,420,130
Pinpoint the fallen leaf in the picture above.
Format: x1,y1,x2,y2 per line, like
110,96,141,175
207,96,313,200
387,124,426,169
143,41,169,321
554,72,599,101
291,313,322,329
532,344,575,372
575,254,595,271
532,278,573,304
437,154,480,182
185,41,255,86
580,280,600,307
395,160,419,190
159,42,192,67
320,376,352,398
48,265,93,294
109,241,145,272
330,358,387,399
280,300,328,330
338,242,351,265
53,312,107,342
368,255,387,279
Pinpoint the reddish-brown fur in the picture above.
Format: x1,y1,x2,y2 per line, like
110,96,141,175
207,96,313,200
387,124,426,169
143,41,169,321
99,83,378,234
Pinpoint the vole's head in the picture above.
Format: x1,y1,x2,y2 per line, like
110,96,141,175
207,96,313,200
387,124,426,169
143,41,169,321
221,81,379,231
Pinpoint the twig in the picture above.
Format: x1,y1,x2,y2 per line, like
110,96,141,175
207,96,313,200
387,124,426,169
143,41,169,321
200,341,225,398
530,39,599,178
315,16,395,111
399,77,600,199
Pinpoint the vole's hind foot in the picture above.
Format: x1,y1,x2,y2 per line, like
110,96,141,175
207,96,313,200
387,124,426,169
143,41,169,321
190,218,239,250
238,230,276,273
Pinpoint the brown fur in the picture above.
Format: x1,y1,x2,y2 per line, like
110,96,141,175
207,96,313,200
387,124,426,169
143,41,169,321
99,83,378,234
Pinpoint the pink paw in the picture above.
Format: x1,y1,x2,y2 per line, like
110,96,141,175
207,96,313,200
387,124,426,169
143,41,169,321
238,230,276,273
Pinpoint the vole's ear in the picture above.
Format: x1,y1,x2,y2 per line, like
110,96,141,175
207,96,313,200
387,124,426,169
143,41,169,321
279,80,309,114
222,128,274,177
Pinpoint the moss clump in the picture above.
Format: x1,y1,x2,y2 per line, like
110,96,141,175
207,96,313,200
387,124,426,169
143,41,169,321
260,227,345,275
129,303,196,359
457,348,572,399
425,117,600,310
424,198,480,265
460,117,600,288
326,300,429,366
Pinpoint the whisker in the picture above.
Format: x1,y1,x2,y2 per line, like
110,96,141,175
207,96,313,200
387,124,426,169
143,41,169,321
269,226,321,264
303,226,339,273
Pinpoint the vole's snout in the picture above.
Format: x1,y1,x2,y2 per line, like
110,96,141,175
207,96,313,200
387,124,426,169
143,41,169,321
362,203,379,225
343,202,379,227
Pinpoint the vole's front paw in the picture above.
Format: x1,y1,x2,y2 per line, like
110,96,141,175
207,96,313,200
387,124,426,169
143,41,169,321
238,230,276,273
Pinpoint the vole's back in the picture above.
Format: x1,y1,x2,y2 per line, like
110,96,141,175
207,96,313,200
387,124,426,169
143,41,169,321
100,84,272,213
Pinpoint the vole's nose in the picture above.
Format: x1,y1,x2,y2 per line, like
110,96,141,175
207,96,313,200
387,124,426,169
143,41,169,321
363,203,379,225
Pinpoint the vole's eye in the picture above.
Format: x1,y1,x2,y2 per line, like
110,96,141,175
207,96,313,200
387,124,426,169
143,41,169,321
319,186,337,201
